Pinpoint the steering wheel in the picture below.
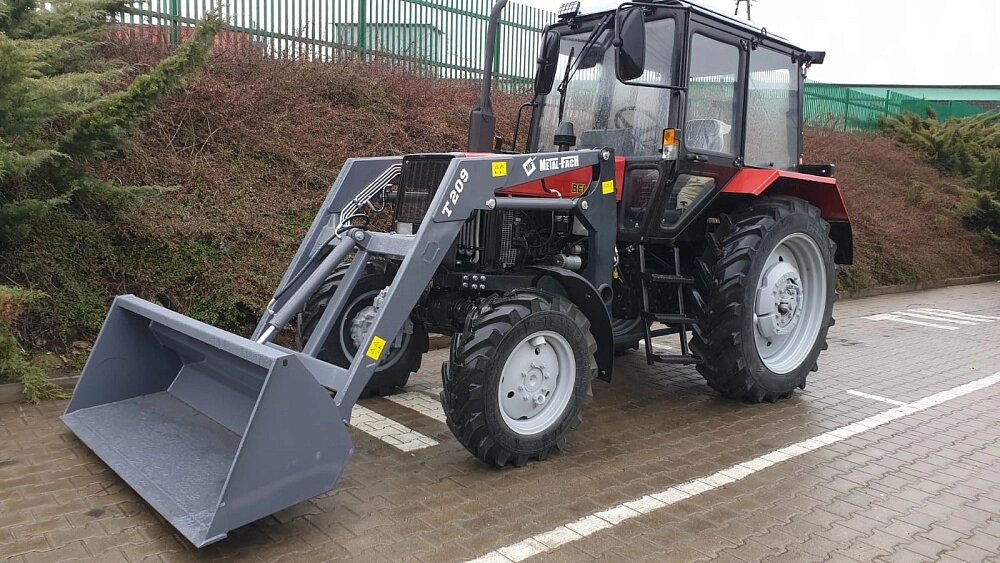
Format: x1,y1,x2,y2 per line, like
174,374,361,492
614,106,662,153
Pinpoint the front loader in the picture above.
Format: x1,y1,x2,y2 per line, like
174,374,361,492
63,0,852,547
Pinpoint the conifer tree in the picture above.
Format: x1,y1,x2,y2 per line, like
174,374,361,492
0,0,220,401
882,111,1000,249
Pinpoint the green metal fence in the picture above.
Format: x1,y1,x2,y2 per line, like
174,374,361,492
114,0,555,88
113,5,990,130
803,83,989,131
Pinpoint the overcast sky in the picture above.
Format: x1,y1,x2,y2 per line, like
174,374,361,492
531,0,1000,85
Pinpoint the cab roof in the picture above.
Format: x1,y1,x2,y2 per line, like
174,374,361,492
572,0,807,54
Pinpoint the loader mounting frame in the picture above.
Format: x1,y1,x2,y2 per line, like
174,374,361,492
62,148,618,547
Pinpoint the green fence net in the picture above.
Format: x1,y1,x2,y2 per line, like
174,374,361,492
804,83,988,131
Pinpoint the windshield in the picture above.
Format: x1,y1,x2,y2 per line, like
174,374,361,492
533,17,677,157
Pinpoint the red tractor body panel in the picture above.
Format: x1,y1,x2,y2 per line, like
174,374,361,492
497,157,627,199
722,169,849,222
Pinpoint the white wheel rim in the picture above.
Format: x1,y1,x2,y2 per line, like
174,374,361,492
498,331,576,436
752,233,827,374
338,290,408,370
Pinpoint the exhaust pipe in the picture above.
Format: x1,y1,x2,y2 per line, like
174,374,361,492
467,0,509,152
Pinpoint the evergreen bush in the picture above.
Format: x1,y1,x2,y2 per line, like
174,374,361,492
0,0,219,401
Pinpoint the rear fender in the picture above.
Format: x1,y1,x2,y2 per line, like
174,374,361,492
720,169,853,264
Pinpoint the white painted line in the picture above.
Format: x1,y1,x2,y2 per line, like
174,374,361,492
909,308,998,322
350,404,439,452
893,311,976,325
846,389,907,406
639,340,674,352
384,391,448,423
864,313,959,330
468,372,1000,562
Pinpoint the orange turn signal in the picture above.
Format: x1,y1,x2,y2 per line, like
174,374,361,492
662,128,679,160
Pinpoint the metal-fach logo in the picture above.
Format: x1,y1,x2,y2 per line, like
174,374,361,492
540,155,579,172
522,157,537,176
440,168,470,218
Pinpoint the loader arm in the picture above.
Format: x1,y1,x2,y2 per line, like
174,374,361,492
61,148,618,548
316,148,619,413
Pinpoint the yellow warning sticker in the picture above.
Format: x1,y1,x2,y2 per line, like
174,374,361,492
366,336,387,361
492,161,508,177
602,180,615,195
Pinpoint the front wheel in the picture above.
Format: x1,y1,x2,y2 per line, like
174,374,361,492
691,197,837,403
441,290,597,467
298,262,428,398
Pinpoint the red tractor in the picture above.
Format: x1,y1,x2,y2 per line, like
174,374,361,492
63,0,850,547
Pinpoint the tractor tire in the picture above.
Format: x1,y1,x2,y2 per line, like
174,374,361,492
690,196,837,403
441,289,597,467
298,261,428,398
612,316,648,356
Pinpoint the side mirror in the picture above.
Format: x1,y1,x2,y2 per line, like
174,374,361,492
615,6,646,81
534,30,561,95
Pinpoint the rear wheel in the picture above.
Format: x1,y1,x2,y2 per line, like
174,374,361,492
690,197,837,402
441,290,596,467
298,262,428,398
612,316,647,355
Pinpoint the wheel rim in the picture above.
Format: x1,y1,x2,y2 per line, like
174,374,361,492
752,233,827,374
497,331,576,436
337,290,409,370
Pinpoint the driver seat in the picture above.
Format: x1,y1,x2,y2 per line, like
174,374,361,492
685,119,731,153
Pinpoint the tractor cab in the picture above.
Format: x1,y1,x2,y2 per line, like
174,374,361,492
522,1,828,241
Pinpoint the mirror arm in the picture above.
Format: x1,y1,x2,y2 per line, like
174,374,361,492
512,101,537,153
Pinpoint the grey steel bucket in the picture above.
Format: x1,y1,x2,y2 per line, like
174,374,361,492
62,295,353,547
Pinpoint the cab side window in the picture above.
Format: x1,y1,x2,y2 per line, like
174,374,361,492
685,34,740,155
745,48,800,170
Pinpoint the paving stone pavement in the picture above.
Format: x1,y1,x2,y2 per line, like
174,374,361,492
1,283,999,562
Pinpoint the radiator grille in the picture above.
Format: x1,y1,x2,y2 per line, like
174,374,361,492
395,155,454,226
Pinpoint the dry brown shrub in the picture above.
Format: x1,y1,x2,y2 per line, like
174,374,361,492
805,128,999,290
24,39,995,349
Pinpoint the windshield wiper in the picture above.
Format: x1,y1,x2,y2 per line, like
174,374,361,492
556,14,613,122
556,47,575,121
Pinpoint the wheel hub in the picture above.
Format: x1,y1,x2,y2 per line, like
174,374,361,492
521,358,550,405
756,263,804,340
349,305,379,348
346,288,411,365
498,332,576,436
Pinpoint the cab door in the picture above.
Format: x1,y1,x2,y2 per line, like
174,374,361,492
654,23,747,237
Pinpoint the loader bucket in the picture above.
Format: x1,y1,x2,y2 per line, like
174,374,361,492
62,295,354,547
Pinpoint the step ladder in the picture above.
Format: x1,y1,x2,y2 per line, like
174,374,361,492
638,245,702,366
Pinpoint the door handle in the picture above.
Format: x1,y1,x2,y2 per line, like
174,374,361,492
686,154,708,163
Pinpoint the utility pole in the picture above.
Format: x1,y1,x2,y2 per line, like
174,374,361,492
734,0,755,20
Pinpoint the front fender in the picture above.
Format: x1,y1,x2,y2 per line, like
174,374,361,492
529,266,614,383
